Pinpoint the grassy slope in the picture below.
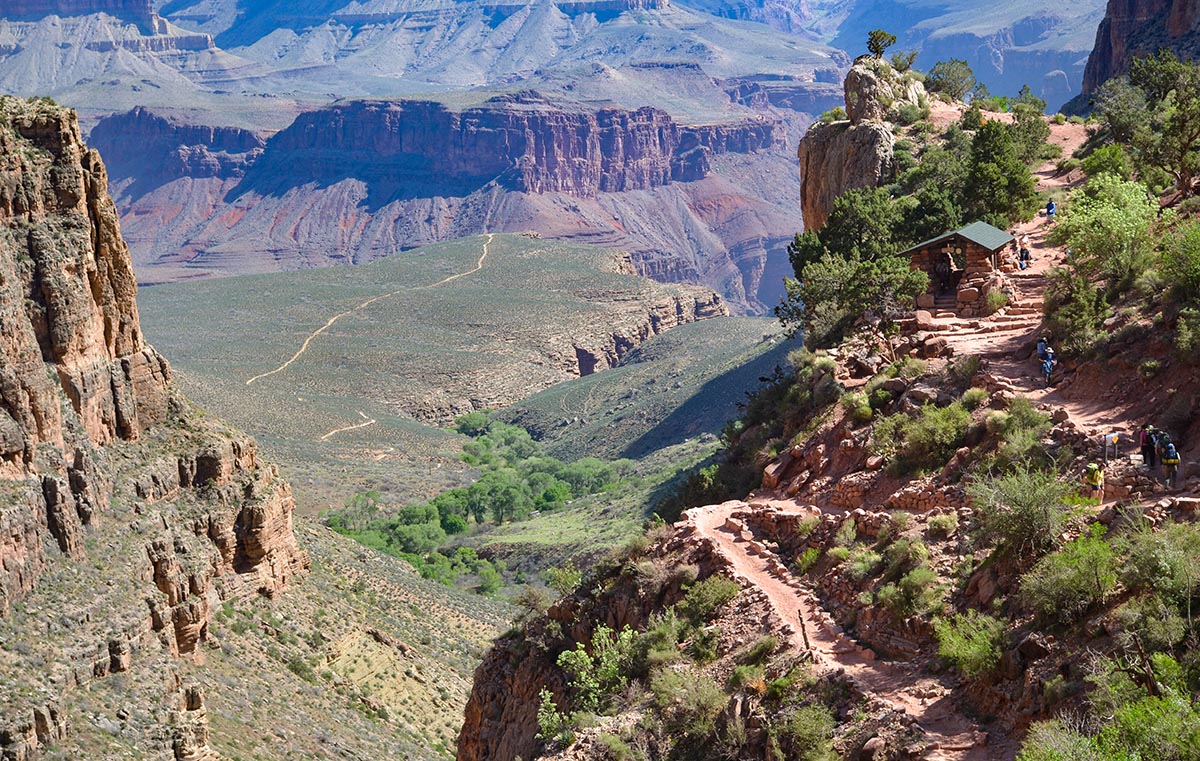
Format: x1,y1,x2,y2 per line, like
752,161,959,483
137,234,713,513
37,521,511,761
503,317,794,460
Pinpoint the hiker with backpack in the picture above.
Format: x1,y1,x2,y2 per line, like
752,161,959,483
1083,462,1105,501
1161,437,1181,489
1140,423,1158,469
1046,199,1057,222
1041,346,1055,387
1036,336,1048,362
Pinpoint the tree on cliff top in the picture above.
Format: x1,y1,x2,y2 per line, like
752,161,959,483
868,29,896,59
927,59,976,101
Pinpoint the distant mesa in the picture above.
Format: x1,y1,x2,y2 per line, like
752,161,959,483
1,0,163,32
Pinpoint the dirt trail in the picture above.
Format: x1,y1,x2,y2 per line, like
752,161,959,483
246,234,495,385
687,502,995,759
319,411,377,441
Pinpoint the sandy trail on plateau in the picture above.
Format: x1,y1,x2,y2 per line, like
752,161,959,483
246,234,495,385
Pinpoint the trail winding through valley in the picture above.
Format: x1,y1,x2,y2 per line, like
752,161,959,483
246,234,494,385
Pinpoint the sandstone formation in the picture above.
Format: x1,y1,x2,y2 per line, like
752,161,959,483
1081,0,1200,96
795,57,910,232
0,97,307,759
797,120,894,233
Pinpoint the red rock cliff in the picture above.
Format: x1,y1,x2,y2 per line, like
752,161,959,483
237,92,784,201
0,98,308,759
1081,0,1200,95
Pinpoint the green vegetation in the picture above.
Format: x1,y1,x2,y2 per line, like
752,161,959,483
326,418,630,590
1022,525,1119,625
926,59,976,101
934,610,1006,678
871,401,971,475
967,464,1075,559
867,29,896,59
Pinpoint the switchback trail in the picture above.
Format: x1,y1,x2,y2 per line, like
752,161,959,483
246,234,494,385
319,411,377,441
687,502,995,760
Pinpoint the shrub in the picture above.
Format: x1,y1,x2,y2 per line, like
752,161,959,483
827,546,850,563
687,626,721,664
847,547,882,580
1021,526,1118,625
1017,719,1104,761
967,465,1075,558
634,610,686,672
778,704,836,761
878,567,943,616
983,290,1008,315
934,610,1006,678
741,635,779,665
961,388,988,410
557,625,637,713
1081,143,1133,180
795,547,821,574
599,733,637,761
678,576,740,625
729,664,766,691
650,667,727,738
887,402,972,474
1122,523,1200,602
819,106,847,123
536,687,569,742
927,513,959,538
766,664,816,702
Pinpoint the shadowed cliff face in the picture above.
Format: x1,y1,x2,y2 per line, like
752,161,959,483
0,0,159,29
229,94,783,207
1082,0,1200,96
0,97,307,760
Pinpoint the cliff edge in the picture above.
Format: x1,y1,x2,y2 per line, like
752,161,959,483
1081,0,1200,97
0,97,308,759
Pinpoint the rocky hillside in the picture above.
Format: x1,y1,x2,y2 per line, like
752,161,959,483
0,97,308,758
93,96,796,312
1081,0,1200,96
2,0,160,29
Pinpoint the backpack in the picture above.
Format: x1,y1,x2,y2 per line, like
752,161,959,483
1164,443,1180,465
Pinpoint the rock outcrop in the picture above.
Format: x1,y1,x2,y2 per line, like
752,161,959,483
797,120,894,233
0,97,307,759
1081,0,1200,96
795,57,910,232
88,107,263,191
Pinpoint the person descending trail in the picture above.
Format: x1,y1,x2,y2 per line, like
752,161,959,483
1041,346,1055,387
1084,462,1105,501
1046,199,1057,223
1162,438,1181,489
1036,336,1048,361
1140,423,1158,469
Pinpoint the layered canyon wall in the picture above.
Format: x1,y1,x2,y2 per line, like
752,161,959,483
1082,0,1200,96
0,98,307,759
90,96,795,312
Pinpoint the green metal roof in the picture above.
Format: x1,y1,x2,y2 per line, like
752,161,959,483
901,221,1014,256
